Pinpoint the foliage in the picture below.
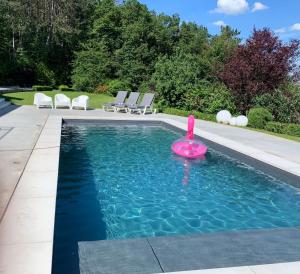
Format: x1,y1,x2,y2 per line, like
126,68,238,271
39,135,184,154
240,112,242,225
219,28,300,113
36,63,56,86
107,79,131,96
163,108,216,122
138,81,156,94
0,0,95,86
265,122,300,137
248,107,273,129
152,53,209,108
183,81,237,114
72,42,113,91
58,85,74,91
95,84,109,94
32,85,53,91
253,86,300,123
73,0,240,93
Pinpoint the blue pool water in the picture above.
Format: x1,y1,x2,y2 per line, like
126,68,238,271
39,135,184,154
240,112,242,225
52,122,300,273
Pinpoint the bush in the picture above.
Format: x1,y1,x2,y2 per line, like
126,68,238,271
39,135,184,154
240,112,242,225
183,81,237,114
58,85,75,91
264,122,285,134
107,79,130,96
163,108,216,122
285,124,300,137
253,87,300,123
32,85,53,91
152,53,210,108
95,84,109,94
265,122,300,137
248,107,273,129
138,81,156,94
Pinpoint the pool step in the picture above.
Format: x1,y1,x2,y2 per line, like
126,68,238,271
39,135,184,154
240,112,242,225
78,227,300,274
0,98,11,110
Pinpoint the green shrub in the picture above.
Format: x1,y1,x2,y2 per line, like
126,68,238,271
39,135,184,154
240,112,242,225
152,53,209,108
95,84,109,94
248,107,273,129
163,108,216,122
107,79,131,96
264,122,285,134
253,88,300,123
32,85,53,91
285,124,300,137
58,85,75,91
265,122,300,137
138,81,156,94
183,81,237,114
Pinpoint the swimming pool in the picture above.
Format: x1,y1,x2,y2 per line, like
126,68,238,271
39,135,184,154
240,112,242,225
52,121,300,273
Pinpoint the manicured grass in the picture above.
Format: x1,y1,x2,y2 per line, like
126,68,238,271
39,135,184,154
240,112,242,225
245,127,300,143
1,91,114,109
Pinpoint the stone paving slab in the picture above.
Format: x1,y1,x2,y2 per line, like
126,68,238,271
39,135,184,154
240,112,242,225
79,238,162,274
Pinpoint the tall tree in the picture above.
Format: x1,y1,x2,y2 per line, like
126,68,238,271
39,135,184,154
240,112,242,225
219,28,300,113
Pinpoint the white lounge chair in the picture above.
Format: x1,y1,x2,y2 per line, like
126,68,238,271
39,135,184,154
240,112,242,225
54,94,71,109
34,93,53,109
71,95,89,111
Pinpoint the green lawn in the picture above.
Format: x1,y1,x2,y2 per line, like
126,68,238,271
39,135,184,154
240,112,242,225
245,127,300,143
1,91,113,109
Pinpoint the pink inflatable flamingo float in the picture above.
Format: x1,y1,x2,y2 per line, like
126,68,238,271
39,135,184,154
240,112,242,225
171,115,207,159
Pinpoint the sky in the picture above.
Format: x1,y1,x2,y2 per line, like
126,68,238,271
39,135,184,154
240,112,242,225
139,0,300,41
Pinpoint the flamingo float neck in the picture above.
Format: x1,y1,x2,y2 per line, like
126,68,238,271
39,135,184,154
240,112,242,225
186,115,194,140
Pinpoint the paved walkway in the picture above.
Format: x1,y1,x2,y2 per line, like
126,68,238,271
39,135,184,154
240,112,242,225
1,106,300,221
0,106,50,220
160,113,300,165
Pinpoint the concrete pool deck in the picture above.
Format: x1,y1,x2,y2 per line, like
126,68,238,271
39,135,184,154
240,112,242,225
0,105,300,274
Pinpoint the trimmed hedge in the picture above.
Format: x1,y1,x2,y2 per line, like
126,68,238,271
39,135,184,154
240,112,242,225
248,107,273,129
32,85,53,91
265,122,300,137
163,108,215,122
58,85,75,91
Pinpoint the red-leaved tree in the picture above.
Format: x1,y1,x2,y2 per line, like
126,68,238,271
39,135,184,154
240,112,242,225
219,28,300,113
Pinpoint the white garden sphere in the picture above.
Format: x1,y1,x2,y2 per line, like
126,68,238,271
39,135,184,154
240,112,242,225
216,110,231,124
236,115,248,127
229,117,237,126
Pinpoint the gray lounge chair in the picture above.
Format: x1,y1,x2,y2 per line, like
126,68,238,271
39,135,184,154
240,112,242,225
114,92,140,112
103,91,128,111
127,93,156,115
